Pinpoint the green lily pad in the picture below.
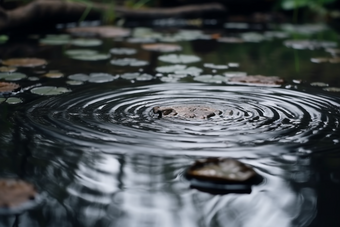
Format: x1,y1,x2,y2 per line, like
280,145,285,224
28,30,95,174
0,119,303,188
6,97,22,104
0,97,5,104
110,58,148,66
0,35,9,44
204,63,228,70
0,66,17,73
156,65,186,73
135,73,153,81
194,75,225,83
31,86,71,96
40,34,71,45
0,72,27,81
324,87,340,92
120,73,140,80
110,48,137,55
158,54,201,64
65,49,98,56
68,74,89,81
72,38,102,47
88,73,118,83
71,54,110,61
66,80,84,85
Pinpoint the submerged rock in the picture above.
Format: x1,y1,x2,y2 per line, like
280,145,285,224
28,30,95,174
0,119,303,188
186,158,261,194
0,179,38,214
153,105,221,119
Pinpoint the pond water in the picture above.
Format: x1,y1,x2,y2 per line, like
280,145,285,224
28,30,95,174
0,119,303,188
1,23,340,227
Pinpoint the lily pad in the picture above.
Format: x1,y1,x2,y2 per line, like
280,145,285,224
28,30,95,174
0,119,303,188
284,40,337,50
0,97,5,104
204,63,228,70
65,49,110,61
68,73,118,83
2,58,47,67
120,73,153,81
158,54,201,64
0,179,37,213
6,97,23,104
66,26,130,38
40,34,71,45
0,82,20,93
110,58,148,67
227,75,284,87
153,105,221,120
0,66,17,73
218,37,244,43
0,72,27,81
224,72,247,77
324,87,340,92
31,86,71,96
142,43,182,52
72,38,102,47
194,75,225,84
155,65,186,73
44,71,64,78
110,48,137,55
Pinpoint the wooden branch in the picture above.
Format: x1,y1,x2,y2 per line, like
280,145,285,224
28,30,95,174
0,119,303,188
0,0,226,32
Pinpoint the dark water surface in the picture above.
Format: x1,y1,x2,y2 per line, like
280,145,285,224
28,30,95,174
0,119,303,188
1,24,340,227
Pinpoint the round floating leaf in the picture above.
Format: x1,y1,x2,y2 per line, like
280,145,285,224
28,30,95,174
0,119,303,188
0,66,17,73
194,75,225,83
0,72,27,81
66,80,84,85
311,82,329,87
70,54,110,61
66,26,130,38
121,73,140,80
65,49,98,56
28,77,39,81
44,71,64,78
224,72,247,77
142,43,182,52
31,86,71,96
174,66,202,76
110,58,148,66
187,158,257,183
6,97,22,104
158,54,201,64
204,63,228,70
284,40,337,50
110,48,137,55
0,82,20,93
0,35,9,44
0,179,37,212
72,38,102,47
127,37,156,43
218,37,244,43
2,58,47,67
68,73,89,81
156,65,186,73
136,73,153,81
40,34,71,45
0,97,5,104
228,62,240,67
88,73,118,83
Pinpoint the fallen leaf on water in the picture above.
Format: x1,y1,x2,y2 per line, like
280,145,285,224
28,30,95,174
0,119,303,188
0,82,20,93
2,58,47,67
142,43,182,52
0,179,37,208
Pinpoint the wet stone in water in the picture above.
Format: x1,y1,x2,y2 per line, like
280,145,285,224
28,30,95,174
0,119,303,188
0,179,37,211
153,105,222,119
186,158,260,194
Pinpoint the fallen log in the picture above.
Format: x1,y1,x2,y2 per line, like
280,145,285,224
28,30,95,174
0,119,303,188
0,0,226,32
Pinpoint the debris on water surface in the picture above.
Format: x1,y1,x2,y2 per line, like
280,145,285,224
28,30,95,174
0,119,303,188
142,43,182,52
0,179,37,213
186,158,260,194
153,105,222,119
0,82,20,93
66,26,130,38
227,75,284,86
2,58,47,67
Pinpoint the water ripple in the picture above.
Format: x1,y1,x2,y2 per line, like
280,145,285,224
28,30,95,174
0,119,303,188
23,83,340,156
